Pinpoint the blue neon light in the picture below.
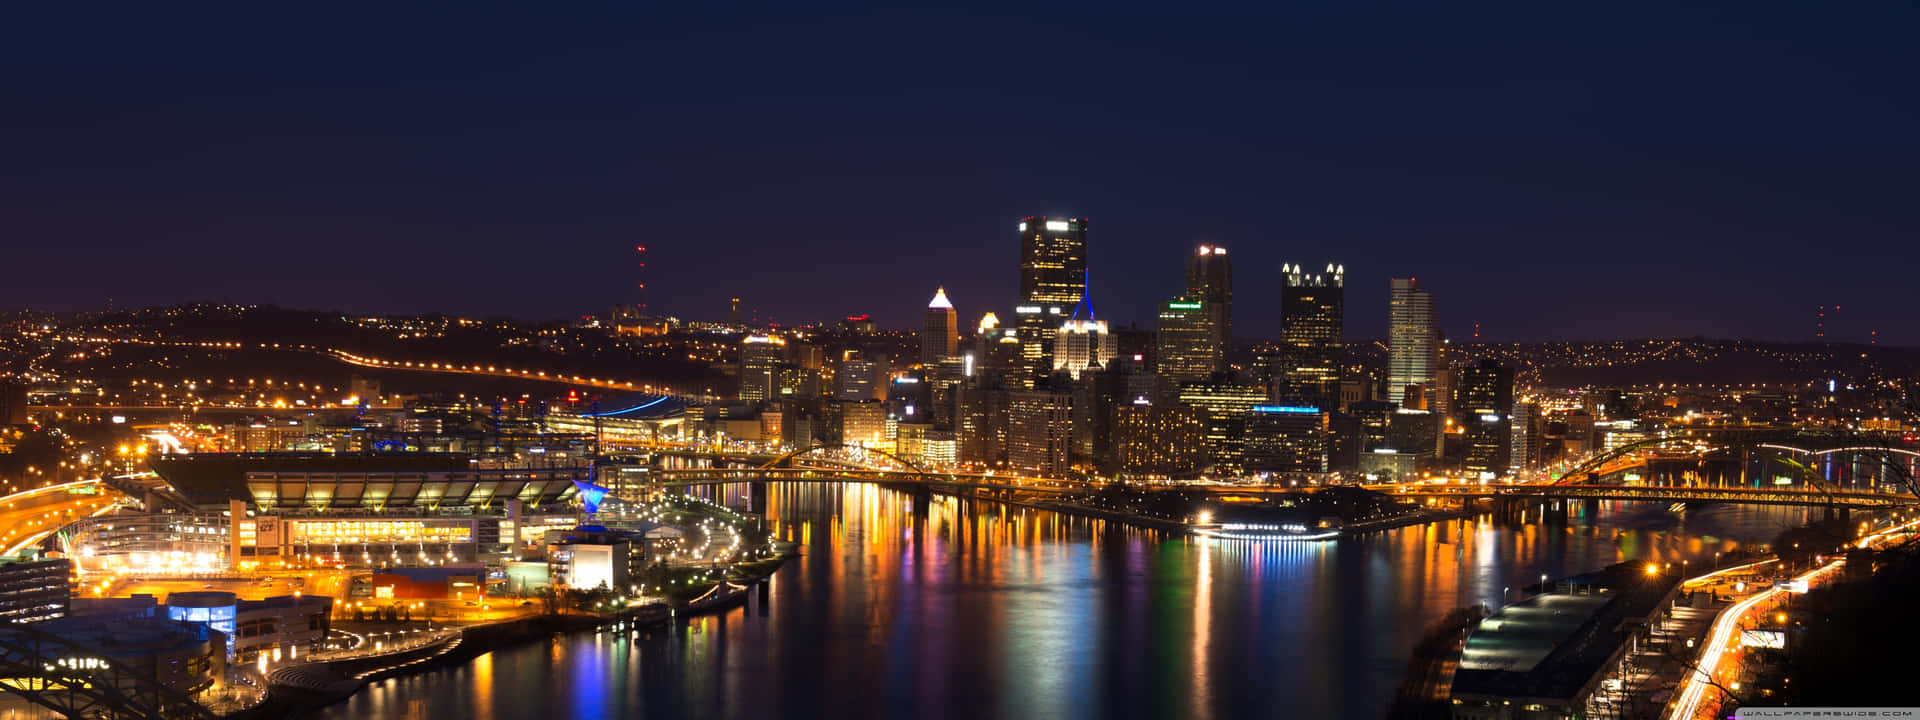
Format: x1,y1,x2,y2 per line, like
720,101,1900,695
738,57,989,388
581,395,671,417
573,479,610,514
1252,405,1319,414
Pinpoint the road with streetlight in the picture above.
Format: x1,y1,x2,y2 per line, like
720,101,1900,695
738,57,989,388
1666,513,1920,719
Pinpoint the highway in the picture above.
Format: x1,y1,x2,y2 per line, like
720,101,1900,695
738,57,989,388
1666,514,1920,719
0,484,121,556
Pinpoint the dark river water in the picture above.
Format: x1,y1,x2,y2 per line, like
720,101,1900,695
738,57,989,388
316,483,1818,720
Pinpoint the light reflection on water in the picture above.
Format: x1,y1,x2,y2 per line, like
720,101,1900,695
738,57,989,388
314,483,1817,720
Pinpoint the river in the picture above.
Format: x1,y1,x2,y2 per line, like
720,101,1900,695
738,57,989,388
313,482,1819,719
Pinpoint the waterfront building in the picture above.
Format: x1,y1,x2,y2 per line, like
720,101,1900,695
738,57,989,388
1177,379,1268,476
1243,405,1328,476
1111,404,1209,478
0,554,71,623
1016,217,1088,377
1006,388,1072,477
1156,296,1218,386
957,379,1010,468
151,591,333,661
1185,245,1233,366
838,399,889,448
547,525,647,593
922,287,959,366
1451,564,1682,720
738,335,787,402
12,613,223,695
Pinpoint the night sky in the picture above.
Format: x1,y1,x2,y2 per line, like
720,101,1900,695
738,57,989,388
4,3,1916,343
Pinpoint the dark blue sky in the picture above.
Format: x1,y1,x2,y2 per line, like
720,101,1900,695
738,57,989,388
4,2,1916,343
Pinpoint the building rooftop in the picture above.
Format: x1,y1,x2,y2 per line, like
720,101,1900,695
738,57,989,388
1452,562,1682,703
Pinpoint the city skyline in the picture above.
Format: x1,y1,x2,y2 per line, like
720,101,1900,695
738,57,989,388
5,4,1918,343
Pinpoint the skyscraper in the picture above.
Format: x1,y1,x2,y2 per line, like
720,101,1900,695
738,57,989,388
1015,217,1088,375
1185,245,1232,368
1156,296,1218,385
1276,263,1345,408
1457,359,1514,479
1052,319,1118,379
922,287,958,366
1387,278,1438,410
737,335,786,403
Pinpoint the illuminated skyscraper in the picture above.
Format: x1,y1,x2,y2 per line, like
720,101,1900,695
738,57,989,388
922,287,958,366
1275,263,1345,408
1458,360,1514,478
1388,278,1438,410
1052,319,1118,379
1015,217,1087,375
737,335,786,403
1156,296,1218,385
1185,245,1233,365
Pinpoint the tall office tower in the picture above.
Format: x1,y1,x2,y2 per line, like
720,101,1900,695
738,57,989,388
1006,388,1072,477
1015,217,1088,376
1388,278,1439,411
737,335,786,403
1276,263,1345,408
1510,401,1542,478
1244,405,1328,476
1156,296,1218,385
1457,359,1514,478
1176,379,1268,476
1052,319,1119,379
922,287,959,366
1185,245,1233,369
729,297,742,328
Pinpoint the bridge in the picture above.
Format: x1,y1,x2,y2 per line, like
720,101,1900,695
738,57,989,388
1377,483,1914,509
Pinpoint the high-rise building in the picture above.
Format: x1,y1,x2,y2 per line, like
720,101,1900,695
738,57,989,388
1276,263,1345,408
1510,401,1542,478
1156,297,1218,386
1185,245,1233,368
1457,360,1514,479
922,287,958,366
737,335,786,403
1388,278,1438,412
1177,379,1268,476
728,297,742,328
1006,389,1072,477
1015,217,1088,376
